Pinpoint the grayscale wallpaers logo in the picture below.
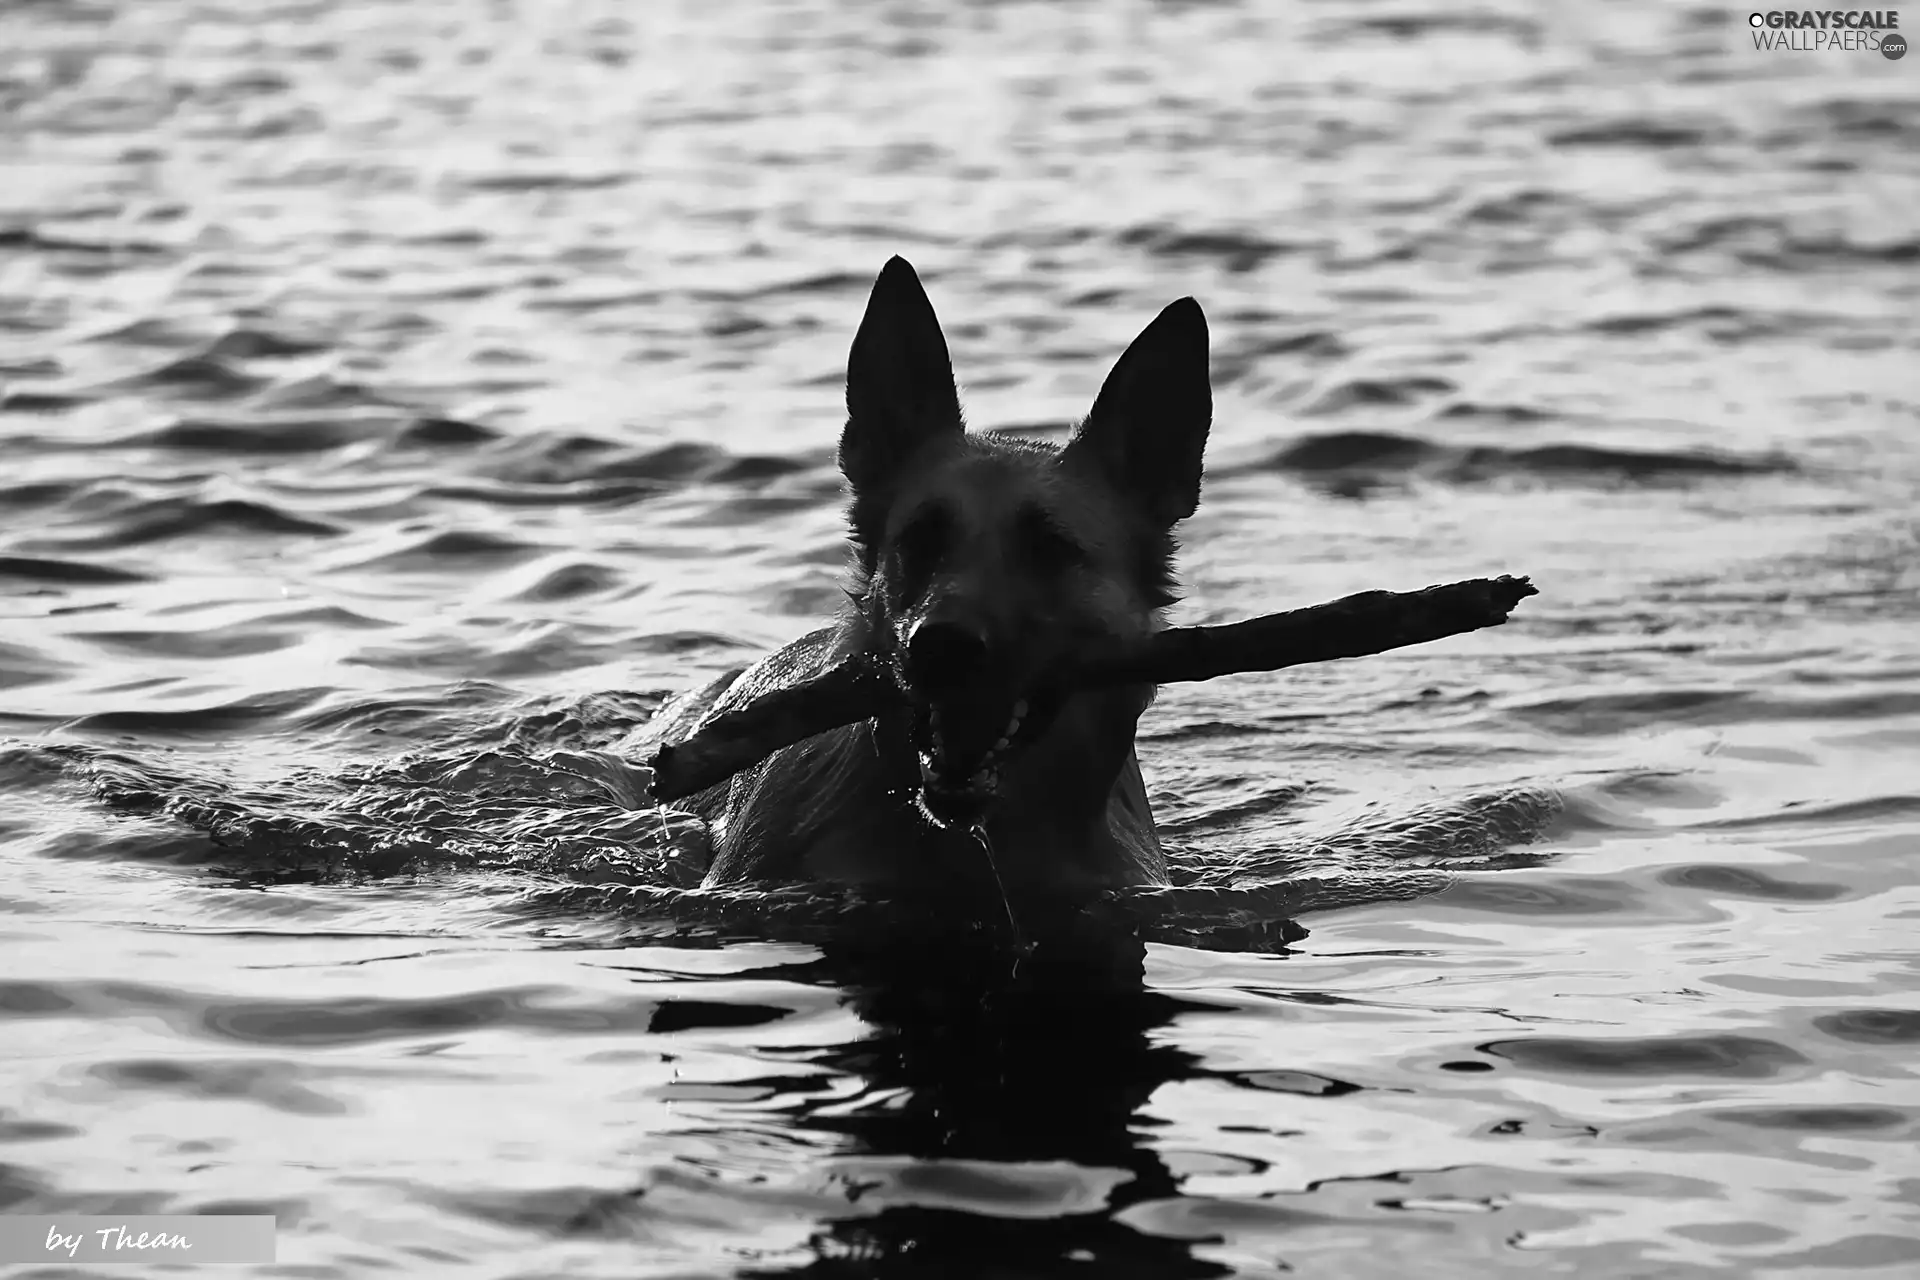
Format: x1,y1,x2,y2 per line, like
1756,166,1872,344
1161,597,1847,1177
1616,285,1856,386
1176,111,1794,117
1746,10,1906,56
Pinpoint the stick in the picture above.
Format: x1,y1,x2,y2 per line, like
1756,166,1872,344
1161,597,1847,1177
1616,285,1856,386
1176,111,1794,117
648,658,893,804
647,575,1536,802
1073,573,1538,686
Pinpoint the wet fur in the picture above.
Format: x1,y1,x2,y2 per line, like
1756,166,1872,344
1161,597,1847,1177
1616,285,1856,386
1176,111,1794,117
658,258,1212,916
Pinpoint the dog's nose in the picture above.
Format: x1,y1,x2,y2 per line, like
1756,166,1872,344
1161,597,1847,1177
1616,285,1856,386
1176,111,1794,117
904,617,989,692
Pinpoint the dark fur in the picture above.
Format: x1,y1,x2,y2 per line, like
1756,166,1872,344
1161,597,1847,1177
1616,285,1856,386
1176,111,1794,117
660,257,1212,915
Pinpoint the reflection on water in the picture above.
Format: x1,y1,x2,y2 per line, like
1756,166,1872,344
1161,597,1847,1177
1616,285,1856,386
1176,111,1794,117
731,926,1214,1277
3,0,1919,1275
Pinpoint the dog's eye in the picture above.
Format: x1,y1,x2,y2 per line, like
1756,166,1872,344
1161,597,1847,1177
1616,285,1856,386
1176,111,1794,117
1017,505,1087,572
895,504,954,572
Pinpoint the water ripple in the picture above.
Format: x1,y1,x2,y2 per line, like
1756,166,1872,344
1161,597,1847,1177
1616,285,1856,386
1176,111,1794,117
2,0,1916,1273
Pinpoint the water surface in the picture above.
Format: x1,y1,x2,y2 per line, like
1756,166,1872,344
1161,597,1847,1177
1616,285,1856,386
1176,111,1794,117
3,1,1918,1275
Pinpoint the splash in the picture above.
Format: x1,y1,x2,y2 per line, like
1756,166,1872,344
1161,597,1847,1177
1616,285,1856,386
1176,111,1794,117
9,692,1563,954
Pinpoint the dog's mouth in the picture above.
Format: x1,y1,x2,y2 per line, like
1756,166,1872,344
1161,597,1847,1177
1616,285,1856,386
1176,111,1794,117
907,688,1062,829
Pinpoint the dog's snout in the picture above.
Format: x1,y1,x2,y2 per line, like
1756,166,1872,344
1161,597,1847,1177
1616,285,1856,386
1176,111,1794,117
904,618,989,691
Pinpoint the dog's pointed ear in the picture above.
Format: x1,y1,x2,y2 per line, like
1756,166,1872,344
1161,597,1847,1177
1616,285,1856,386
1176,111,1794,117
838,257,963,497
1063,297,1211,528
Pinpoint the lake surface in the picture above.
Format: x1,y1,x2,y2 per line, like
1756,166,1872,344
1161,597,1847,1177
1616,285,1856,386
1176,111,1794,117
3,1,1918,1276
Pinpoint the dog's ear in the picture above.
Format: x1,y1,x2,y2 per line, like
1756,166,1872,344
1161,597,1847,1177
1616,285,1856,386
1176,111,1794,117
839,257,963,498
1063,298,1211,528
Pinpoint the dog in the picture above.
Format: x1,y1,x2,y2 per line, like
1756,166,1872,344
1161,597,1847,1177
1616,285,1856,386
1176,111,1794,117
653,257,1211,915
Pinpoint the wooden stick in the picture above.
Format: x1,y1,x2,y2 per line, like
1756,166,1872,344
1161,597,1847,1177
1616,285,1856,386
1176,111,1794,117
1073,573,1538,686
647,574,1536,802
648,658,892,804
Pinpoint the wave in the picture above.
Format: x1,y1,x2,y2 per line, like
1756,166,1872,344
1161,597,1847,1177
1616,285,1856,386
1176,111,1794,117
116,412,398,455
0,554,153,585
59,689,333,740
344,528,548,572
30,497,341,549
1656,215,1920,270
1218,430,1793,485
1115,224,1303,274
477,435,823,487
111,354,268,398
1549,118,1723,150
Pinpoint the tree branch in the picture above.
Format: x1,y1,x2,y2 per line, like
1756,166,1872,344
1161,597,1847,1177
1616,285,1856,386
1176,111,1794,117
647,574,1537,802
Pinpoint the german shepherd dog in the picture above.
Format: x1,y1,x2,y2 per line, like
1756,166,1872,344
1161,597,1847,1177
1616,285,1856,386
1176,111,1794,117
656,257,1210,916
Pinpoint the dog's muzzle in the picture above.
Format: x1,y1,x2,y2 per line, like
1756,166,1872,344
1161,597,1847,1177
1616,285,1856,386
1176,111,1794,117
898,616,1055,829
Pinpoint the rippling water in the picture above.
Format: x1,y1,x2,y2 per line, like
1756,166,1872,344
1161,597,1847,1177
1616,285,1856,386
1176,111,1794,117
3,1,1918,1275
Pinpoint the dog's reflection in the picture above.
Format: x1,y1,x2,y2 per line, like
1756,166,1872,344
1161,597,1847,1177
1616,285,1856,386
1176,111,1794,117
741,910,1239,1279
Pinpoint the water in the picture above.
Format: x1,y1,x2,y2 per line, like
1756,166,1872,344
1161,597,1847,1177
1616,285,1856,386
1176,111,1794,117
3,0,1918,1275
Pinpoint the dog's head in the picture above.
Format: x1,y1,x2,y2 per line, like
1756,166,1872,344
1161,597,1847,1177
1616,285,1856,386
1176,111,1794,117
838,257,1211,828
